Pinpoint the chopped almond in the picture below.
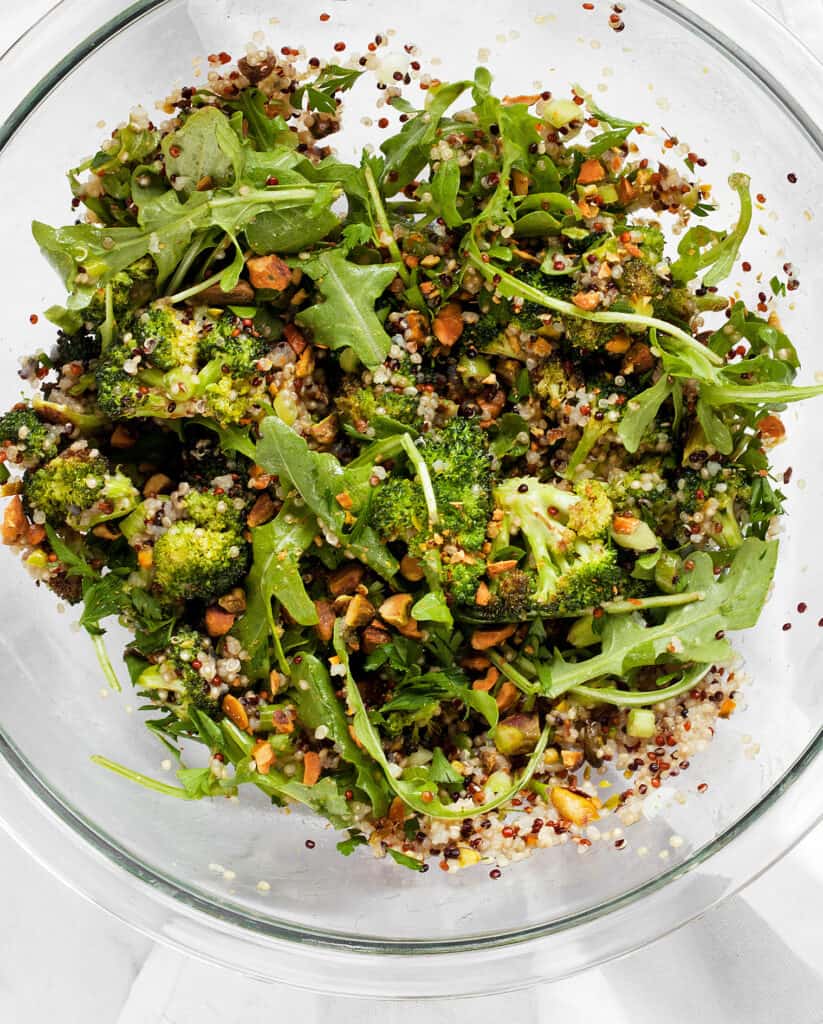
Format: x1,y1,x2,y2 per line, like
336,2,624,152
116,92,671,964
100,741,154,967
486,559,518,577
472,666,500,692
617,177,637,204
222,694,249,731
622,341,654,375
561,749,584,769
2,496,25,545
471,624,517,650
247,253,292,291
605,333,632,355
205,606,235,637
461,654,491,671
404,310,429,342
550,786,600,826
247,492,276,528
388,796,407,823
302,751,321,787
309,414,338,446
344,592,375,629
399,554,425,582
142,473,172,497
314,599,336,644
362,619,391,654
328,563,364,596
283,323,307,354
379,593,413,628
474,580,491,607
577,158,606,185
110,425,136,449
571,291,601,311
495,681,518,711
217,587,246,614
432,302,464,348
252,739,275,775
197,280,255,306
26,523,46,546
395,617,424,640
295,346,315,378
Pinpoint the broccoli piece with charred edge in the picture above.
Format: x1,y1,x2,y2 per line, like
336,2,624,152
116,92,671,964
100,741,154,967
0,405,61,468
135,627,221,718
336,385,421,434
675,467,751,549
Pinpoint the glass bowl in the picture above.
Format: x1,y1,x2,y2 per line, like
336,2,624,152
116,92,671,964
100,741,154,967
0,0,821,997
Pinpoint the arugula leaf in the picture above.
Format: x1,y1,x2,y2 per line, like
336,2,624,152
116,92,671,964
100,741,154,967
43,523,97,580
670,173,752,286
572,85,642,129
79,573,128,635
296,250,400,367
537,539,778,700
176,765,234,798
293,65,363,115
161,106,243,195
426,160,464,227
225,89,296,150
618,374,674,453
234,497,319,678
337,830,368,856
290,653,390,817
583,126,633,157
380,79,472,195
388,849,427,872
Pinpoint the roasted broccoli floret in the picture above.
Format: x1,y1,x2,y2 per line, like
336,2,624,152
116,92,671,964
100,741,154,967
24,443,139,531
443,559,486,605
179,487,245,533
129,304,202,372
135,627,221,718
152,520,248,602
492,476,623,615
336,385,420,433
0,405,61,468
563,316,615,352
198,314,268,374
675,467,751,549
534,357,578,407
463,566,536,622
370,417,492,555
607,458,676,530
55,330,102,366
616,258,664,301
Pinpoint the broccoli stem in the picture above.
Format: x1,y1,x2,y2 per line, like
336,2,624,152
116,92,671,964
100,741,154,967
601,591,705,615
399,433,439,526
91,755,191,798
32,398,108,431
363,163,410,286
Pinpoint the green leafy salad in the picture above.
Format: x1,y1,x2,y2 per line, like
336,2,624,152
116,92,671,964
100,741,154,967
1,46,818,873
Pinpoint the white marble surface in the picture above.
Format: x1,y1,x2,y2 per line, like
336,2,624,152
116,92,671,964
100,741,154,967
1,2,822,1021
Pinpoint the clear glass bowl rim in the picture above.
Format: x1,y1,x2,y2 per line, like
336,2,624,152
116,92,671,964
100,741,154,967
0,0,820,990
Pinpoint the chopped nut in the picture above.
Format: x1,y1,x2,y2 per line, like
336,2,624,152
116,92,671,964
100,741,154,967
294,346,315,377
474,580,491,607
283,323,307,354
247,253,292,291
91,523,120,541
314,599,336,643
486,559,518,577
550,786,600,826
561,749,584,770
543,747,560,766
399,554,425,581
302,750,321,786
142,473,172,497
378,593,413,628
110,425,136,449
328,563,364,596
388,796,407,823
621,341,654,375
269,669,283,696
495,682,519,711
196,280,255,305
472,666,500,692
457,846,482,868
419,253,440,268
432,301,464,348
461,654,491,671
617,177,637,204
344,592,376,629
205,606,235,637
335,491,354,511
222,694,249,731
471,624,516,650
605,333,632,355
395,617,424,640
572,291,601,311
217,587,246,614
309,413,338,446
1,496,25,545
404,310,429,342
252,739,275,774
577,158,606,185
247,493,276,528
362,619,391,654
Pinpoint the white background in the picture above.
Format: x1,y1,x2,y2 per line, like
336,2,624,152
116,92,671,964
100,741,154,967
0,2,821,1022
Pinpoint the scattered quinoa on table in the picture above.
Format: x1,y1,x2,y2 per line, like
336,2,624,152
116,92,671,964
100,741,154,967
1,35,821,873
